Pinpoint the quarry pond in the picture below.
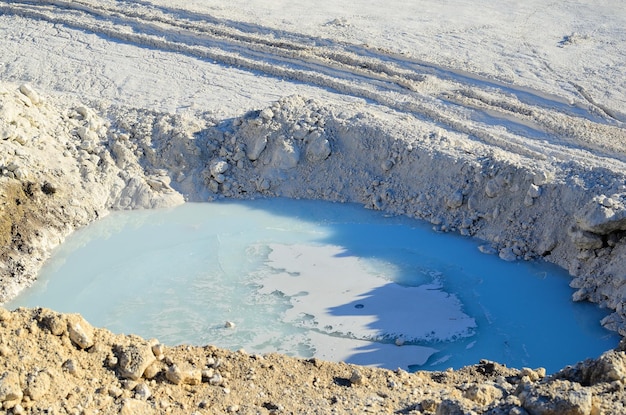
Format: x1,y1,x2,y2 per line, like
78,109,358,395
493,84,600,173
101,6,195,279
9,198,618,373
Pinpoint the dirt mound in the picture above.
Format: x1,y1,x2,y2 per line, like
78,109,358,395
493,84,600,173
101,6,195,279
1,307,625,414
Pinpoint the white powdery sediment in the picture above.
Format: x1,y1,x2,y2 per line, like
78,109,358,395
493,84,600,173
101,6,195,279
257,243,473,367
259,244,475,342
2,84,626,341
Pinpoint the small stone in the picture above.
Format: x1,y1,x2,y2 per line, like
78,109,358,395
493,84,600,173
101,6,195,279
527,184,542,198
478,245,497,255
0,346,10,357
499,247,517,262
227,404,240,413
151,343,165,361
201,368,214,381
120,398,154,415
0,371,23,407
24,370,51,400
209,373,224,386
463,383,502,406
13,167,27,180
524,194,535,207
121,379,138,390
62,359,80,376
0,308,10,322
304,133,331,162
260,108,274,121
19,84,40,105
520,367,541,382
224,321,236,328
533,170,551,186
66,314,94,349
485,179,500,198
116,343,157,381
381,159,394,172
210,159,229,177
41,182,57,195
420,398,439,412
134,383,151,400
246,135,268,161
446,190,464,209
166,364,201,385
143,361,161,380
108,386,123,398
349,369,365,386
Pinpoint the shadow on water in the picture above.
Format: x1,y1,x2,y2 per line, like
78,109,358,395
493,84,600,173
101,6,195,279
239,198,619,372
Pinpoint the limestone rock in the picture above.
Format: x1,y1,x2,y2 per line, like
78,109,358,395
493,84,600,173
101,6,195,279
150,342,165,361
585,350,626,384
209,159,229,177
134,383,151,400
485,179,500,198
446,190,464,209
23,370,51,400
19,83,41,105
463,383,502,405
62,359,81,376
518,379,593,415
0,307,10,322
66,314,95,349
568,227,604,250
435,399,468,415
271,137,300,169
245,134,268,161
557,350,626,385
304,130,331,162
142,361,163,380
120,398,155,415
37,310,66,336
165,363,202,385
349,369,365,386
116,343,157,381
576,193,626,234
0,371,23,409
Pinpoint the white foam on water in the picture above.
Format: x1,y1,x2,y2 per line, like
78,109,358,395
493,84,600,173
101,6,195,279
7,199,618,372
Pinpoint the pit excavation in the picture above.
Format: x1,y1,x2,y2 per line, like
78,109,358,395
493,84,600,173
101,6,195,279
1,0,626,413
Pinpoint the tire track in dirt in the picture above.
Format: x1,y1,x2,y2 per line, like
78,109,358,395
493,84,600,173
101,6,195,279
3,0,625,165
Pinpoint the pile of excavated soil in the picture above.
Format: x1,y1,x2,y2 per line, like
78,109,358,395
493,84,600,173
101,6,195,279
1,83,626,413
1,307,626,414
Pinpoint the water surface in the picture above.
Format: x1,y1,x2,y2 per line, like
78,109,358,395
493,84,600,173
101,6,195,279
8,199,618,372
